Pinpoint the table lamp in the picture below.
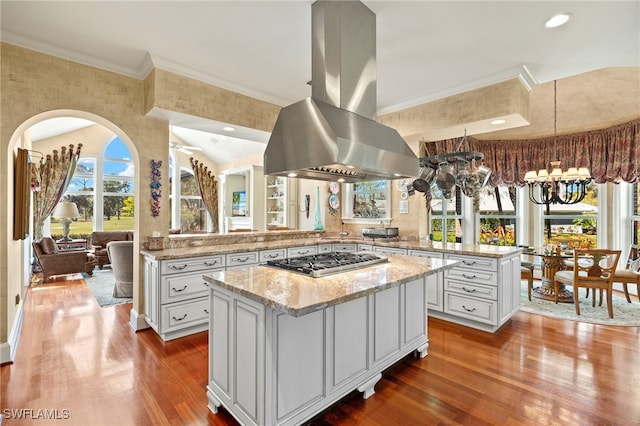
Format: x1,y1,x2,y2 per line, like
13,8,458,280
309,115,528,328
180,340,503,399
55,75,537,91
54,201,80,241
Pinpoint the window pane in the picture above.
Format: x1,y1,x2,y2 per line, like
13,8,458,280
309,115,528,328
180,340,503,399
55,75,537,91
352,181,387,218
181,198,206,232
103,177,134,194
479,187,517,246
543,182,598,247
180,171,200,196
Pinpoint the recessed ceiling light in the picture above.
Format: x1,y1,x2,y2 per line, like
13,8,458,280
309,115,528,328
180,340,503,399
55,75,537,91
223,126,235,132
545,13,571,28
491,119,506,125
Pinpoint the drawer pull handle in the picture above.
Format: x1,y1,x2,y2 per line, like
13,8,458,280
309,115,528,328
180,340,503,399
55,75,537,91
462,261,476,266
169,264,188,270
265,253,280,258
235,257,250,263
204,260,218,266
172,313,187,321
203,282,210,287
462,305,477,313
462,274,476,279
297,250,310,255
172,285,188,292
204,309,209,314
462,287,477,293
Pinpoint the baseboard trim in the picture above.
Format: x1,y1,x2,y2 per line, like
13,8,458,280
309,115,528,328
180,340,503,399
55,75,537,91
0,301,25,365
129,308,150,332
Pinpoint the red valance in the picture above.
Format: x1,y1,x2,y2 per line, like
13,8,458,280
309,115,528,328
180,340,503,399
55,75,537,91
422,119,640,186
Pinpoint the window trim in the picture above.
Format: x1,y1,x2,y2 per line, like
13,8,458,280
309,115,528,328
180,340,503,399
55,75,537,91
341,180,392,225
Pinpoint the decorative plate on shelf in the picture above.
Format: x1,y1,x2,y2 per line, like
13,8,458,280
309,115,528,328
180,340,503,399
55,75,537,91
329,181,340,194
329,194,340,210
396,178,409,192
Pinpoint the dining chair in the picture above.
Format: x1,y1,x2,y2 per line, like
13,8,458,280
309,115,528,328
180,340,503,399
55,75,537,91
553,249,621,318
611,244,640,303
521,265,534,301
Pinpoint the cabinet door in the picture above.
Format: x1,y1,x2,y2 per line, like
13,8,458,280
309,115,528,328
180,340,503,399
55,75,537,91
408,250,444,312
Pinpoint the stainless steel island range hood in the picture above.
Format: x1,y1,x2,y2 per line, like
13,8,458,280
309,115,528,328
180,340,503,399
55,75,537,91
264,0,419,183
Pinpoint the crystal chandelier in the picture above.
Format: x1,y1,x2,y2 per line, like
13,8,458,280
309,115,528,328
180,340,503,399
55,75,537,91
413,130,491,199
523,80,592,239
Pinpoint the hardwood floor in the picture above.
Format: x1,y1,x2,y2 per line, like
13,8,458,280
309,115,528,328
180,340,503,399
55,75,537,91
2,275,639,425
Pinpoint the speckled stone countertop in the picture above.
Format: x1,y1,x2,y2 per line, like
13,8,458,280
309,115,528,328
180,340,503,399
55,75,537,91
203,255,459,317
140,231,521,260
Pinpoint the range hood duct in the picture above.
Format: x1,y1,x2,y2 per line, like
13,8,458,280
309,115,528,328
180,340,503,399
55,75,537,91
264,0,418,183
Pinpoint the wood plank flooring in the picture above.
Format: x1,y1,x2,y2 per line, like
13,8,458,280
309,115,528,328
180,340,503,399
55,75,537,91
2,275,639,425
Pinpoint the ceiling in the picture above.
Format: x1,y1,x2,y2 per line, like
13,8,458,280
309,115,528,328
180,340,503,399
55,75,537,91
3,1,639,164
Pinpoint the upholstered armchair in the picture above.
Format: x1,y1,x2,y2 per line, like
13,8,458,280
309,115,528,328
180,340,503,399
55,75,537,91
107,241,133,297
32,237,95,282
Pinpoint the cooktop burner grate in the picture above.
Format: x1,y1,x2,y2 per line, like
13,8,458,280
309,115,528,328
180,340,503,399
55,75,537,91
266,252,388,278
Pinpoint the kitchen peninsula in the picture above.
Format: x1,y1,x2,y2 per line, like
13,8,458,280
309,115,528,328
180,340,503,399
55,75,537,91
141,230,522,340
202,254,458,426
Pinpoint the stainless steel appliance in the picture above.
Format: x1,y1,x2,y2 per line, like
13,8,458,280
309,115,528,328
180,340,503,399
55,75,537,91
266,252,388,278
361,227,399,239
264,0,419,182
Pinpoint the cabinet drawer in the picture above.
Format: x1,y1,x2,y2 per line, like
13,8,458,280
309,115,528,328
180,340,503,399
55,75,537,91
444,254,497,272
161,255,225,275
444,279,497,300
357,244,373,252
317,244,332,253
226,252,259,268
408,250,443,260
287,246,317,257
260,249,286,263
332,243,356,253
445,268,497,286
444,293,497,325
161,298,209,332
161,272,216,304
373,246,407,255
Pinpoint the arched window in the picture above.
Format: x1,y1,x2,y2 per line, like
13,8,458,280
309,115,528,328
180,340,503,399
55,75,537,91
52,136,134,237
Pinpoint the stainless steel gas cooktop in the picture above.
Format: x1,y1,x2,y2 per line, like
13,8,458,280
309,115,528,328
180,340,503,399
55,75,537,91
266,252,388,278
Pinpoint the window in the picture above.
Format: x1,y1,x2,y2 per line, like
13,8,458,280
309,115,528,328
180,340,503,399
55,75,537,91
342,180,391,223
52,137,134,238
169,158,208,233
478,186,517,246
543,181,598,248
430,186,462,242
102,138,134,231
51,158,96,238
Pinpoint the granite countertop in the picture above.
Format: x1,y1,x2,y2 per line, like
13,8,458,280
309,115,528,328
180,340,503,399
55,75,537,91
203,255,459,317
140,236,521,260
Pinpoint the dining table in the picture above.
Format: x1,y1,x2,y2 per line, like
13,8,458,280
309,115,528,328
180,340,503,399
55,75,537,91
523,247,574,303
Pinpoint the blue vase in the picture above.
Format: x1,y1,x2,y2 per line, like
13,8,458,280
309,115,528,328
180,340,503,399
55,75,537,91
313,186,324,231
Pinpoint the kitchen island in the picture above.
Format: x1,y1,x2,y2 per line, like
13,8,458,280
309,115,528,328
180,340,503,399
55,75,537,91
203,254,458,426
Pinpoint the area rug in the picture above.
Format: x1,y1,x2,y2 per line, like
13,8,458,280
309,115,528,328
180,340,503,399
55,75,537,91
83,268,132,307
519,281,640,326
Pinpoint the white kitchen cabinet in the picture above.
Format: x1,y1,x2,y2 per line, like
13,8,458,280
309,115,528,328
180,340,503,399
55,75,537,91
332,243,357,252
207,276,428,426
143,251,259,340
373,246,407,255
143,254,225,341
408,249,445,313
265,177,296,230
435,252,520,332
286,246,317,258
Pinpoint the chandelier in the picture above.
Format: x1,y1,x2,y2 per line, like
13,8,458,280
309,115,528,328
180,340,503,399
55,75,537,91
523,80,592,238
413,130,491,199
